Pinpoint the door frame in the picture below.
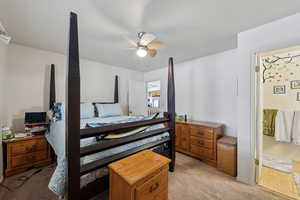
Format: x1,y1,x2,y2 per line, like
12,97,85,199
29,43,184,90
254,52,263,184
146,80,162,114
254,45,300,184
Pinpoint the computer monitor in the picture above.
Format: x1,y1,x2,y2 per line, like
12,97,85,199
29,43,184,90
24,112,47,125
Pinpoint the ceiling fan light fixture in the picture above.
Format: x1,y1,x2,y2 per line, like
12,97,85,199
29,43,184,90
136,46,147,57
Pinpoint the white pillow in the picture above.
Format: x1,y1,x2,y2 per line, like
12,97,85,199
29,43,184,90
96,103,123,118
80,103,95,119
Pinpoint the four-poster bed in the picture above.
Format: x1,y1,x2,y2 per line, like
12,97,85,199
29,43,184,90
47,12,176,200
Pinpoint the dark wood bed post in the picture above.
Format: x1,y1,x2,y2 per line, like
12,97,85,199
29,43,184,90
114,75,119,103
49,64,56,109
63,11,175,199
168,57,176,172
66,12,81,200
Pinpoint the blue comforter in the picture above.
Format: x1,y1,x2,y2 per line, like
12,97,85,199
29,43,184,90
45,115,169,196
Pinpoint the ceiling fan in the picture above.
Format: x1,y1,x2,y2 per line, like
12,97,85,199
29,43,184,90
129,32,165,58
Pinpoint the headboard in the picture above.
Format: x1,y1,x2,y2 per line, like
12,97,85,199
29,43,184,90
49,64,119,107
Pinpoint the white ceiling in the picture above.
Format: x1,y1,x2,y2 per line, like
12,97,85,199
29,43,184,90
1,0,300,72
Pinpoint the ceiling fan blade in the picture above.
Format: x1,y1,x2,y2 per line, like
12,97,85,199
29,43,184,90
122,47,136,50
122,35,138,47
140,33,156,46
128,39,138,47
148,49,157,57
147,41,165,50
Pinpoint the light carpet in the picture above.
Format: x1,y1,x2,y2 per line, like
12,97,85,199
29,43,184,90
0,153,288,200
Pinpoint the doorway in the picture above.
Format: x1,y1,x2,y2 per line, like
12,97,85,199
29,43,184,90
146,80,161,115
256,46,300,199
128,80,147,116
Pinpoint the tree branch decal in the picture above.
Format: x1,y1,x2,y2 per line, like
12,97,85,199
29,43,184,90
262,54,300,83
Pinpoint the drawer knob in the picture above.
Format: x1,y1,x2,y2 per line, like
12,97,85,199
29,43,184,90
198,132,204,135
149,182,159,193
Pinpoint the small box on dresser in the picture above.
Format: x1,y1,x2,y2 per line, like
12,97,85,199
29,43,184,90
3,135,52,177
108,150,170,200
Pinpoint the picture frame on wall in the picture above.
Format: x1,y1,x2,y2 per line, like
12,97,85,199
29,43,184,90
291,80,300,89
273,85,286,94
297,92,300,101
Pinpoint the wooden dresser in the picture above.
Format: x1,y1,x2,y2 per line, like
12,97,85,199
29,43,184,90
3,135,52,177
176,120,224,167
108,150,170,200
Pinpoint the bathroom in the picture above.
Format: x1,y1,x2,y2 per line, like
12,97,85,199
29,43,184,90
258,46,300,199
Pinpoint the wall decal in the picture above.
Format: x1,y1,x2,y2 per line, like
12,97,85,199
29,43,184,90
273,85,286,94
262,53,300,83
291,80,300,89
261,47,300,110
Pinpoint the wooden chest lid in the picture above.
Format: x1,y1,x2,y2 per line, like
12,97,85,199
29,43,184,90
108,150,170,185
218,136,237,146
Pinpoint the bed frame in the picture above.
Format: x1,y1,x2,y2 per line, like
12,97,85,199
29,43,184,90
49,12,176,200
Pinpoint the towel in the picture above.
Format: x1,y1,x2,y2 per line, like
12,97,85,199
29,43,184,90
263,109,278,137
292,111,300,146
275,110,295,143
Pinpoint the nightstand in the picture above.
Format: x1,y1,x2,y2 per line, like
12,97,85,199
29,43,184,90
3,135,52,177
108,150,170,200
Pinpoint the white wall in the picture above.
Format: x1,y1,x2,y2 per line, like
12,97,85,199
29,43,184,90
237,13,300,184
215,49,238,137
144,49,238,137
7,44,144,131
0,42,8,126
0,41,8,182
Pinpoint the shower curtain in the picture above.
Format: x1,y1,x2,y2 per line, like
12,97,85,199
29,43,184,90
263,109,300,145
275,110,294,143
292,111,300,145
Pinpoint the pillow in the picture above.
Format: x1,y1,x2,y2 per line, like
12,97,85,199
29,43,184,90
95,103,123,118
80,103,95,119
52,102,65,121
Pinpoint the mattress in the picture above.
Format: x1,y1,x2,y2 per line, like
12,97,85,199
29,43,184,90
45,115,169,196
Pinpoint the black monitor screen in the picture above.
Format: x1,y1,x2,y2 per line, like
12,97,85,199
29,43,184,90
25,112,46,124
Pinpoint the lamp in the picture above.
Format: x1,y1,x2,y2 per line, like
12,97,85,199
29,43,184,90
136,46,147,57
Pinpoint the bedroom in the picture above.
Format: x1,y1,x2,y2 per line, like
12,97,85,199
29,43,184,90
0,0,300,200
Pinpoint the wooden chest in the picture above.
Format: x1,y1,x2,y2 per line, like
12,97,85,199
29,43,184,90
108,150,170,200
3,135,52,177
176,120,224,167
217,136,237,177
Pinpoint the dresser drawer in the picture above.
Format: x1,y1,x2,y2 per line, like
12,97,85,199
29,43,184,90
190,126,213,139
11,151,48,168
10,139,48,156
135,169,168,200
190,136,213,149
153,189,168,200
190,145,214,160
